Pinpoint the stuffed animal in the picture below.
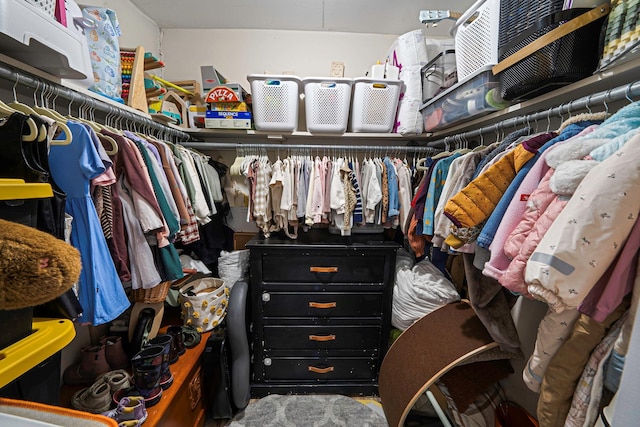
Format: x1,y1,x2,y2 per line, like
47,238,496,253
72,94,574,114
0,219,81,310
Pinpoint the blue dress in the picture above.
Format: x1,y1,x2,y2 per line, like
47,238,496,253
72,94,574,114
49,121,130,325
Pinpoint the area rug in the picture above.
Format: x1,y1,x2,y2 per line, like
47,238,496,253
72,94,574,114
228,394,389,427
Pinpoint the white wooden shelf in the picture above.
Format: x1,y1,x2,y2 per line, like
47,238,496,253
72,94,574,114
184,128,431,145
185,53,640,149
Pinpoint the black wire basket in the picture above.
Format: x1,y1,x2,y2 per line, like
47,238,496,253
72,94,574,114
496,3,608,101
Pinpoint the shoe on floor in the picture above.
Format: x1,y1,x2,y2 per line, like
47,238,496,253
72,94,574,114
71,380,112,414
103,395,147,425
63,344,111,386
95,369,132,393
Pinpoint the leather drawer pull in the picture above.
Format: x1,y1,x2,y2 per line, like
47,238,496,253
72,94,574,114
309,302,337,309
310,266,338,273
308,366,334,374
309,334,336,341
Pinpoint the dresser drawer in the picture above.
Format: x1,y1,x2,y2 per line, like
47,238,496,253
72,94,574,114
263,325,381,350
261,292,383,317
261,356,378,381
261,252,388,283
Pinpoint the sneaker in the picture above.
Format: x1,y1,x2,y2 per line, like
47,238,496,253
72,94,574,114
95,369,132,393
71,380,112,414
103,395,148,425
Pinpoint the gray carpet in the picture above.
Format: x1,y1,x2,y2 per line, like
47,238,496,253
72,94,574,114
228,394,389,427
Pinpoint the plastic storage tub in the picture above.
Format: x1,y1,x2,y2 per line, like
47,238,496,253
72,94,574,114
247,74,302,132
302,77,353,134
350,78,402,133
421,49,457,103
419,65,509,132
0,0,93,79
496,0,608,101
452,0,501,80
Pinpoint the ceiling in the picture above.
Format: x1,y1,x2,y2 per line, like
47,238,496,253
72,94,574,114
129,0,476,36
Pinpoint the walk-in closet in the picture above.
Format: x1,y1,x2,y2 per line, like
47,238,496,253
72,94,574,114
0,1,639,426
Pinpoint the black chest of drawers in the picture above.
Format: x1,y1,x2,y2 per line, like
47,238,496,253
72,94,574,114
246,230,399,397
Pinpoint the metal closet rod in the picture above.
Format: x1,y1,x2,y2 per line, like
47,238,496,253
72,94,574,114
429,79,640,148
0,62,191,141
182,142,439,153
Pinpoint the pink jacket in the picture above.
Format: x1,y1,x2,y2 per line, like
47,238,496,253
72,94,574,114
499,168,566,297
482,154,553,280
483,125,599,281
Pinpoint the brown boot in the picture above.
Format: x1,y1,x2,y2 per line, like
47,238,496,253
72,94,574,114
63,344,111,385
100,335,129,370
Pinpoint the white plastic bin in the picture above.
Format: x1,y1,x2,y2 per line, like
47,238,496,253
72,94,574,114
302,77,353,134
350,78,402,133
247,74,302,132
0,0,93,79
452,0,500,80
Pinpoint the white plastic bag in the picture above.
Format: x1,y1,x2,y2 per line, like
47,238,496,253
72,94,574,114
392,250,460,330
218,250,250,290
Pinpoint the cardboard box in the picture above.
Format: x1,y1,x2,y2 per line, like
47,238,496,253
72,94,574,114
205,85,250,105
233,232,256,250
205,111,252,129
209,102,249,112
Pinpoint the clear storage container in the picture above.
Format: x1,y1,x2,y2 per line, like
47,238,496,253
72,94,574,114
420,65,509,132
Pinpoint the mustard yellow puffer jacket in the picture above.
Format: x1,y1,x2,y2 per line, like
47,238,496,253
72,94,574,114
443,134,552,249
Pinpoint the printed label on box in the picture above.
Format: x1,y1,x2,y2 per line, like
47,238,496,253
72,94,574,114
206,111,252,119
205,86,241,103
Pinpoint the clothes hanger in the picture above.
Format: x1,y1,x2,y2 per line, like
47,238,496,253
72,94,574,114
10,102,48,143
2,101,41,142
472,131,487,152
98,133,119,155
31,82,72,146
6,78,49,143
67,98,99,134
451,134,471,155
0,101,38,142
0,99,17,116
102,110,124,135
33,82,68,122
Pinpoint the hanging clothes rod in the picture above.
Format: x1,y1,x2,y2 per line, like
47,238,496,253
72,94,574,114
182,141,439,154
0,62,191,141
429,79,640,149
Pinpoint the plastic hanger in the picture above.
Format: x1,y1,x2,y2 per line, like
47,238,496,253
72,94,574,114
97,133,119,155
19,83,72,145
472,131,487,152
7,79,48,142
0,100,37,142
0,102,38,142
9,102,48,142
102,110,124,135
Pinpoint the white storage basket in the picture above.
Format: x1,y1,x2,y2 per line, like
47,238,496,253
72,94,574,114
350,78,402,133
452,0,500,80
23,0,56,19
302,77,353,133
247,74,302,132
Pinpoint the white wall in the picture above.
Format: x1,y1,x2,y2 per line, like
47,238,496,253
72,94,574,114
159,28,400,89
81,0,160,55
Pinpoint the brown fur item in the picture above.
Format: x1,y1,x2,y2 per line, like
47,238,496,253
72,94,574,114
0,218,81,310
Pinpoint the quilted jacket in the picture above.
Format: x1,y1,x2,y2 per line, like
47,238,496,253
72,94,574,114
526,134,640,313
443,133,552,249
499,168,565,297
